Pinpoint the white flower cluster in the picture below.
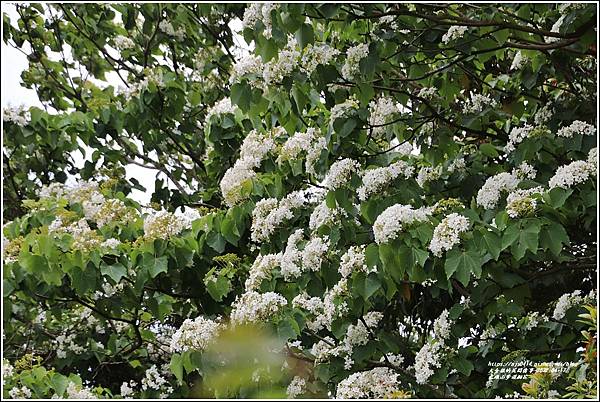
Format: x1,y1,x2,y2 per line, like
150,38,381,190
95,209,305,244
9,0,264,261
556,120,596,138
413,340,444,384
170,316,221,352
263,36,301,85
242,3,280,39
3,104,31,126
373,204,433,244
441,25,468,44
416,165,443,187
158,20,185,40
251,191,309,242
301,236,330,272
368,96,400,136
476,172,520,209
341,43,369,80
513,161,537,180
141,365,168,391
65,382,96,399
301,43,340,74
433,309,453,340
9,385,32,399
510,51,527,70
429,213,470,257
504,124,533,154
330,96,359,123
552,289,592,320
335,367,401,399
230,291,287,325
49,218,102,252
143,210,190,240
338,245,373,278
309,201,344,231
418,86,437,99
120,380,137,398
55,332,85,358
280,229,304,280
534,105,553,125
286,376,306,398
87,198,138,228
245,253,281,291
278,127,327,175
292,292,329,332
2,359,14,385
548,148,597,189
220,128,281,206
230,54,264,84
114,35,135,50
505,186,544,218
119,68,164,100
464,93,498,114
357,160,414,201
322,158,361,190
340,312,383,367
205,98,238,122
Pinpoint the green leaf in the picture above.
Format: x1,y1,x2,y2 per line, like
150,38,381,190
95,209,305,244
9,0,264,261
444,249,482,286
170,353,184,384
353,272,381,300
539,221,569,256
206,275,232,302
543,188,573,208
453,356,474,376
230,82,252,112
479,143,499,158
100,263,127,283
476,228,502,260
295,23,314,49
511,220,540,260
143,254,168,278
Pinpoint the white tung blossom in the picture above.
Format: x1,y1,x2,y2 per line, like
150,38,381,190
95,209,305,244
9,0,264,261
322,158,360,190
338,245,373,278
413,340,444,384
441,25,468,44
549,149,597,189
476,172,519,209
250,191,309,242
286,376,306,398
230,291,288,325
278,127,327,175
3,104,31,126
143,210,190,240
230,54,264,83
309,201,344,231
330,96,359,123
170,316,221,352
300,43,340,74
335,367,401,399
505,186,544,218
552,290,584,320
464,93,498,114
159,20,185,40
556,120,596,138
242,3,280,39
280,229,304,280
373,204,433,244
357,160,414,201
114,35,135,50
368,96,400,136
429,213,470,257
504,124,533,154
245,253,281,291
263,36,301,85
205,98,238,122
341,43,369,80
301,236,330,272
